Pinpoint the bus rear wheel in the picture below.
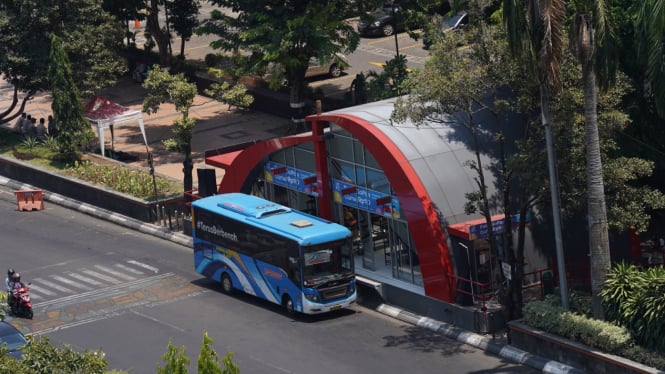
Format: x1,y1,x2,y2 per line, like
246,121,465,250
221,273,233,294
283,295,295,316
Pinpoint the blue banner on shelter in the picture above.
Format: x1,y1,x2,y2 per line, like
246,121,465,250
264,161,318,196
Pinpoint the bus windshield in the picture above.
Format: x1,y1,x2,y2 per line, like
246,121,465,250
302,239,353,287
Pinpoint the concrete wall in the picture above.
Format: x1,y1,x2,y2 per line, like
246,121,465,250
357,279,505,334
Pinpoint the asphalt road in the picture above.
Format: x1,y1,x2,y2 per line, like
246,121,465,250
0,185,539,373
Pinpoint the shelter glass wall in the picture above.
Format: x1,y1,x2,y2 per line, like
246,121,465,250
260,124,423,287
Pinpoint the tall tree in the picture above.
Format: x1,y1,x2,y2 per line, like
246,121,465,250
634,0,665,119
166,0,201,59
48,34,95,160
502,0,569,309
568,0,618,319
102,0,148,46
142,66,198,199
392,22,536,319
146,0,172,65
0,0,126,124
198,1,359,131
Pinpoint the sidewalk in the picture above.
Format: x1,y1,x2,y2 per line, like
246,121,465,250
0,77,288,187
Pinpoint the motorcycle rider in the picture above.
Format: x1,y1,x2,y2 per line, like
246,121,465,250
5,268,15,307
10,273,23,312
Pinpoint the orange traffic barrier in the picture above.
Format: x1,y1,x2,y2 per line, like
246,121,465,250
14,190,45,211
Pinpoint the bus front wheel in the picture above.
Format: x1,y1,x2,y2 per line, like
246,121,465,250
283,295,295,315
221,273,233,294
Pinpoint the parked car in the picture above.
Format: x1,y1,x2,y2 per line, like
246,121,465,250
357,5,407,37
422,11,469,49
267,52,350,86
305,53,349,79
0,321,28,360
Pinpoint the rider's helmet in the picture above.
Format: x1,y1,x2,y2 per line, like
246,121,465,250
7,268,14,278
12,273,20,283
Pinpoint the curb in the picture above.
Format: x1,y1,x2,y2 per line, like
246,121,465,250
0,176,582,373
376,304,584,373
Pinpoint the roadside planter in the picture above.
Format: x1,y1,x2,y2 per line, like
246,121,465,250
508,321,662,374
0,154,183,223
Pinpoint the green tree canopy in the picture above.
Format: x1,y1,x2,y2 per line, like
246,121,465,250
0,0,126,123
48,34,95,159
198,0,360,129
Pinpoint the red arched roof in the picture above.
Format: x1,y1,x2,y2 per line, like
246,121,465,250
207,114,455,302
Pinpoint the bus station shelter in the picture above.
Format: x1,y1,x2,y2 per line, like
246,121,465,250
200,98,546,303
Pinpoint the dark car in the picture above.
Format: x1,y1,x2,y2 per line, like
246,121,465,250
422,12,469,49
357,5,407,37
0,321,28,360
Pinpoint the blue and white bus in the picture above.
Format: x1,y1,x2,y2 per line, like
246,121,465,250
192,193,356,314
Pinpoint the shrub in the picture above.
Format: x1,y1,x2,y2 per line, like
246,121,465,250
64,160,180,201
600,263,665,353
523,297,665,369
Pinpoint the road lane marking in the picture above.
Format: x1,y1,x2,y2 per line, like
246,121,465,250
32,278,73,293
68,272,105,287
127,260,159,274
114,263,145,275
82,270,122,284
94,265,137,281
33,272,175,308
50,275,93,291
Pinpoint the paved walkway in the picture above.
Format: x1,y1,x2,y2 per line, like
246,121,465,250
0,77,288,187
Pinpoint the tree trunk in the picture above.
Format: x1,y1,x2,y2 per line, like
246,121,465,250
288,66,308,133
183,152,193,203
582,59,611,320
147,0,170,66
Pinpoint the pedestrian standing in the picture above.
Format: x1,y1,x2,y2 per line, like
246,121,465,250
47,115,57,137
36,118,46,139
13,113,27,133
22,115,34,136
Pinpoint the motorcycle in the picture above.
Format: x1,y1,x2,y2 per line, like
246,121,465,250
10,283,33,319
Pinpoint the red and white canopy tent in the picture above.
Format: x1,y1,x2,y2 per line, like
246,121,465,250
83,96,148,157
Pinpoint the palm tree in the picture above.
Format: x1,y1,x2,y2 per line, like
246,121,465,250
635,0,665,118
502,0,569,309
569,1,616,319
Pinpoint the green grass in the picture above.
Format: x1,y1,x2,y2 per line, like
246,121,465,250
1,129,181,201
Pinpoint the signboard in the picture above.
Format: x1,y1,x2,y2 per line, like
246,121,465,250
264,161,318,196
331,178,400,219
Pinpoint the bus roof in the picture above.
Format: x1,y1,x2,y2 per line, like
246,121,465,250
191,193,352,245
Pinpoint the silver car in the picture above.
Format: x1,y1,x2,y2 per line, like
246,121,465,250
305,52,349,78
268,53,349,86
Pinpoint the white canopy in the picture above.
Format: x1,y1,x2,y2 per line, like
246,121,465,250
83,96,148,157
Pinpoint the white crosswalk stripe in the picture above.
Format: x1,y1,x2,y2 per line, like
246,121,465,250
67,272,105,287
22,261,162,302
114,263,145,275
50,275,93,291
32,278,74,293
81,270,122,284
127,260,159,274
94,265,136,281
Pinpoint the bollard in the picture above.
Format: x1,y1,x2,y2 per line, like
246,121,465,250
161,205,167,226
14,190,45,211
174,209,179,231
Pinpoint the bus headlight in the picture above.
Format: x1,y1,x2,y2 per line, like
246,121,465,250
347,283,355,295
305,294,319,302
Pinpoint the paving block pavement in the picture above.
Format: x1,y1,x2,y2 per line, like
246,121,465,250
0,77,290,187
